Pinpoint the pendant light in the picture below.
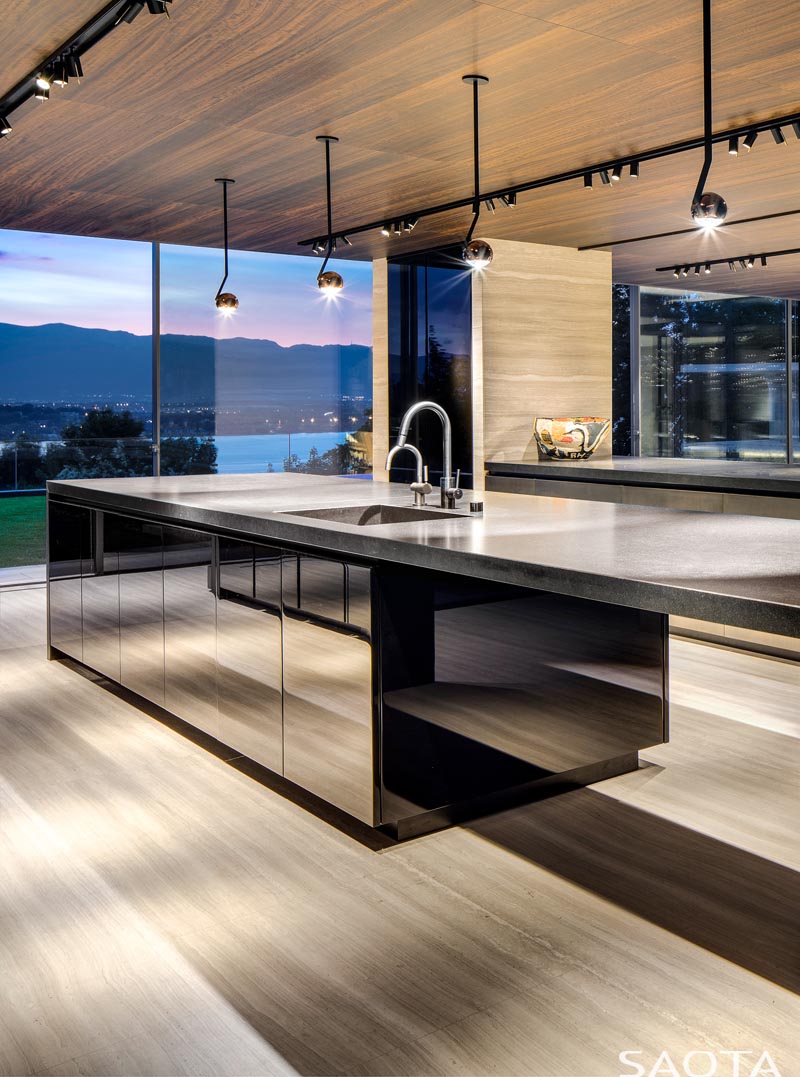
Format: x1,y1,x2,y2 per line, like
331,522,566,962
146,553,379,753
315,135,344,294
214,178,238,313
461,74,493,269
690,0,727,229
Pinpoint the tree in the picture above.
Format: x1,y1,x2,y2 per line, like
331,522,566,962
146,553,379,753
160,437,218,475
0,435,45,491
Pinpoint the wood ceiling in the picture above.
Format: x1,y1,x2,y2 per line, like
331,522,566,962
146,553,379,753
5,0,800,296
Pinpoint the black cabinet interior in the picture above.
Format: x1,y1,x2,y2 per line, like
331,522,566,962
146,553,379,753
378,566,667,830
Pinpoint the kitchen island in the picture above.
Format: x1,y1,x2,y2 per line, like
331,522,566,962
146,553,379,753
46,473,800,837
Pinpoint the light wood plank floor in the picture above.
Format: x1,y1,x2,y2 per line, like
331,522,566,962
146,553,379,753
0,586,797,1077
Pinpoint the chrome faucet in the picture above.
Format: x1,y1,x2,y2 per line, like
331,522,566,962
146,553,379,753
391,401,463,509
385,443,433,506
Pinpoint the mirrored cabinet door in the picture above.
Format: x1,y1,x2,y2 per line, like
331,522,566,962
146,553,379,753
114,515,165,706
163,524,218,739
48,499,91,661
81,512,120,681
217,539,283,773
282,552,375,824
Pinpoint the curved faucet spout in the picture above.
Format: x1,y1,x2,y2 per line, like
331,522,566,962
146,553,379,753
385,442,424,483
396,400,453,495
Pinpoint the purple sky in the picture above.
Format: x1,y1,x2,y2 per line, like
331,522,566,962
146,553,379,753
0,229,373,346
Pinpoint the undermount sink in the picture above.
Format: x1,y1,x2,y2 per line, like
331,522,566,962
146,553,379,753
279,503,465,526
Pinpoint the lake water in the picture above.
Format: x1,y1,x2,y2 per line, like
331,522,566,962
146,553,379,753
213,431,355,473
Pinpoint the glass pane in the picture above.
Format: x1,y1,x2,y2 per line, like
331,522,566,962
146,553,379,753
0,228,152,569
387,252,473,487
612,284,632,456
640,288,787,461
159,245,373,477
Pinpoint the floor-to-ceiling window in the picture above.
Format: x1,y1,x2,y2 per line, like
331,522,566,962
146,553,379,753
0,230,152,568
0,229,374,571
159,244,373,477
617,286,790,462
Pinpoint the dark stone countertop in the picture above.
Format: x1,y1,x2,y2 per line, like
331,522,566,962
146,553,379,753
485,457,800,497
47,472,800,637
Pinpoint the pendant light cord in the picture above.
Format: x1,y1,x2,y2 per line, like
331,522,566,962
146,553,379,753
317,135,338,279
465,76,483,244
215,178,232,301
693,0,713,204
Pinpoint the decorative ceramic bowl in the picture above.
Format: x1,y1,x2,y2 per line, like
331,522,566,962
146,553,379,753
533,417,611,460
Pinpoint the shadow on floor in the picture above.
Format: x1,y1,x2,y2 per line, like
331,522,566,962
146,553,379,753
468,784,800,994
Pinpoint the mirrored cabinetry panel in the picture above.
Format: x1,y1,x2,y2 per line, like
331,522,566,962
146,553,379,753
217,538,283,774
48,499,667,837
282,552,376,824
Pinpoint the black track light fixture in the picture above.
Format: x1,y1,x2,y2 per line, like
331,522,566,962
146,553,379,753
404,217,418,233
611,163,623,182
771,126,786,145
33,83,49,102
746,255,755,268
460,74,493,270
660,248,800,276
380,223,391,237
213,178,239,314
599,169,611,185
66,53,84,80
583,172,593,190
793,122,800,140
761,255,768,267
340,234,352,246
728,260,736,271
117,2,146,23
146,0,172,15
315,135,344,294
728,135,738,155
52,59,69,87
704,262,711,274
630,160,640,178
484,197,496,213
0,115,12,135
743,129,758,151
691,0,728,229
500,191,517,207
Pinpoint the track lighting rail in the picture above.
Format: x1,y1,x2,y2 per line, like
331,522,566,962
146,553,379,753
0,0,172,138
657,246,800,277
298,105,800,253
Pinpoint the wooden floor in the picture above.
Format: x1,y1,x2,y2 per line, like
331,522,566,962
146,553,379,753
0,586,797,1077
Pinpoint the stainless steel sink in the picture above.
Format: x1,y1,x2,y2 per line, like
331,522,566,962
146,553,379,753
279,503,464,526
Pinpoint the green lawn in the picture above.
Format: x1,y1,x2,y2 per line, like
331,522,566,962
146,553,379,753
0,494,46,568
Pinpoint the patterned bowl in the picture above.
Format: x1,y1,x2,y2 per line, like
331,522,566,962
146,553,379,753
533,417,611,460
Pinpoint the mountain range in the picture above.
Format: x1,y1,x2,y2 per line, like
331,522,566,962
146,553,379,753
0,322,372,406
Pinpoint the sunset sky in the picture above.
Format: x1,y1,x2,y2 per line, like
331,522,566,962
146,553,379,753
0,229,373,346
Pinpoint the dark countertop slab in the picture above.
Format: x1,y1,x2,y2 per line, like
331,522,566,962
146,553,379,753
485,457,800,497
47,472,800,637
